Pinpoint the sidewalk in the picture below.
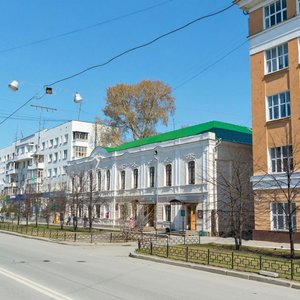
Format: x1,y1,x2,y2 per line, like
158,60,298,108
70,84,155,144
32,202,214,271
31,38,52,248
198,236,300,250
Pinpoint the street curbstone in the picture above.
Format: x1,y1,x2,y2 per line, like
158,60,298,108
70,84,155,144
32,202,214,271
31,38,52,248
291,284,300,290
132,252,298,289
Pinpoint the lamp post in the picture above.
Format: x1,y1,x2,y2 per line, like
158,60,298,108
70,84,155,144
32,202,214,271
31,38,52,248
153,150,158,231
74,92,83,120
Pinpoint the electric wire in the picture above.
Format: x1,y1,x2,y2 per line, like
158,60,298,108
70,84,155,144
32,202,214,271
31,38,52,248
174,39,248,90
0,0,241,127
0,93,46,126
0,0,174,54
45,0,241,87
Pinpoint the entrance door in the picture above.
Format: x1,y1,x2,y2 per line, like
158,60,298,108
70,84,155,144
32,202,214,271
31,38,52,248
144,204,154,226
190,207,196,230
187,205,196,230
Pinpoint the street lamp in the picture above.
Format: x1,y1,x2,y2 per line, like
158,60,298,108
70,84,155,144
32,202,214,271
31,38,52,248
8,80,19,91
74,92,83,121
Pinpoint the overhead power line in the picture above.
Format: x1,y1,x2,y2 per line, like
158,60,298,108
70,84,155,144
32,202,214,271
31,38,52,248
0,0,174,54
0,0,241,127
0,93,45,126
174,39,248,89
45,0,241,87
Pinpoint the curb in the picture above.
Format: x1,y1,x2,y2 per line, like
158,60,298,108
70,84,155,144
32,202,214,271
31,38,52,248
0,230,137,247
129,252,300,290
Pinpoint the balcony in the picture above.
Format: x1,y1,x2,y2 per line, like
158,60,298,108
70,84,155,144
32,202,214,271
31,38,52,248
28,162,45,170
15,152,33,162
6,167,18,175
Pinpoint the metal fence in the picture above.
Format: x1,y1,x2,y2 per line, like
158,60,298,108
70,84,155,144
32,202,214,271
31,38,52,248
0,222,145,243
138,241,300,281
0,222,195,244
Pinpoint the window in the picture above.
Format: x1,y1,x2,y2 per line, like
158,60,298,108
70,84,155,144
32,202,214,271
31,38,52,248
269,145,293,173
95,204,100,218
149,166,155,188
63,150,68,160
53,152,58,162
64,134,68,144
265,43,288,73
133,169,138,189
188,161,195,184
62,166,67,175
98,171,101,191
164,205,171,222
73,146,87,158
104,204,110,219
49,139,53,148
73,131,88,140
48,169,52,178
267,91,290,120
271,202,296,230
79,176,83,192
166,164,172,186
71,177,75,193
53,168,57,177
106,170,110,191
48,154,52,163
264,0,287,29
120,170,125,190
54,137,59,147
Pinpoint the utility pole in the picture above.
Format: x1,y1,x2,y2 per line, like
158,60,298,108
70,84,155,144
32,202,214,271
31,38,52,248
31,105,58,224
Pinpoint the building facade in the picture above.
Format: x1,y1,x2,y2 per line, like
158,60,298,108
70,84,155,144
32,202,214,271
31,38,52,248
237,0,300,241
0,120,108,199
67,121,252,235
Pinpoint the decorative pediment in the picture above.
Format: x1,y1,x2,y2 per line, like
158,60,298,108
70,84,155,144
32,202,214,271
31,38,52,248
146,159,154,166
131,162,139,169
164,157,172,165
118,164,128,170
184,153,196,161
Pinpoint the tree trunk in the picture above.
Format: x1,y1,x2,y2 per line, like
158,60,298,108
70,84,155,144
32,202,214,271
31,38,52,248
289,227,295,258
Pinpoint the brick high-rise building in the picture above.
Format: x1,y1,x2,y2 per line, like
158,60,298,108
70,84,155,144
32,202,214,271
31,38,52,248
237,0,300,242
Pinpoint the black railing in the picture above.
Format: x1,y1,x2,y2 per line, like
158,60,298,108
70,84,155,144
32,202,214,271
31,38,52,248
137,241,300,281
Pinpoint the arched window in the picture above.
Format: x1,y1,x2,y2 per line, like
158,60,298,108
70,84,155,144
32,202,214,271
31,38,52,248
188,161,195,184
106,170,110,191
79,175,83,192
71,177,75,193
149,166,155,188
165,164,172,186
97,171,101,191
133,169,138,189
120,170,125,190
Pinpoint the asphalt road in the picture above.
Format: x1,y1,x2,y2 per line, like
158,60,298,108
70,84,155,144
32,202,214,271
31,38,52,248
0,232,299,300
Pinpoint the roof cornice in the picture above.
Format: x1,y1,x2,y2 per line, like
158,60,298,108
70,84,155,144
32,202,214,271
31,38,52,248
236,0,265,12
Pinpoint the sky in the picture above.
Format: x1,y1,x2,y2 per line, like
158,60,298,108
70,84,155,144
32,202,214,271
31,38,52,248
0,0,250,148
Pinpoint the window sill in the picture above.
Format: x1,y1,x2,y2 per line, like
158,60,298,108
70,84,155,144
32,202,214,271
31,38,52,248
264,67,288,79
265,116,290,125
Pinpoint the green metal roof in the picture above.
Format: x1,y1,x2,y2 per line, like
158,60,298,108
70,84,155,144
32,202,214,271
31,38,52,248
105,121,252,153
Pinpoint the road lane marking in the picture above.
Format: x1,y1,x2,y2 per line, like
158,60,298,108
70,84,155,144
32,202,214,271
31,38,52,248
0,266,73,300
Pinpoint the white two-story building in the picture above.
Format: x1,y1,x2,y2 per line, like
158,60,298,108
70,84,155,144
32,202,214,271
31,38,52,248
67,121,253,235
0,120,109,198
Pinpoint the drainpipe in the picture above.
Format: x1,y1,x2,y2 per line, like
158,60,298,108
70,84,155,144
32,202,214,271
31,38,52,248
213,138,222,236
153,150,159,231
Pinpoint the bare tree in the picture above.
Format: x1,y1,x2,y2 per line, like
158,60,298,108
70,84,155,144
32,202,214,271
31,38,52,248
87,170,106,231
216,158,254,250
254,137,300,258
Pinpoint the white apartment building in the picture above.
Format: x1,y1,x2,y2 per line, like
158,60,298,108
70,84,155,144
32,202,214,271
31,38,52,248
0,120,108,197
67,121,253,235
